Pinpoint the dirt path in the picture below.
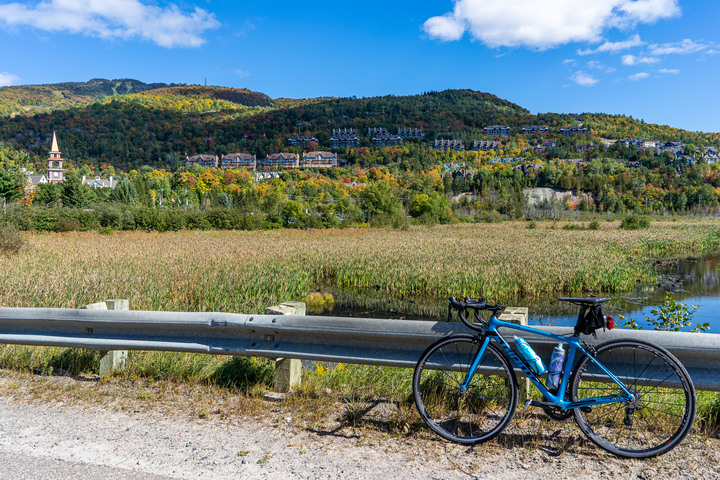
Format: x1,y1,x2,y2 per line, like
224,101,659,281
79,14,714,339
0,373,718,479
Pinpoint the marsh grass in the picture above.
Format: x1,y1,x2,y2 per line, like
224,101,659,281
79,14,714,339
1,222,719,311
0,224,24,257
1,222,720,434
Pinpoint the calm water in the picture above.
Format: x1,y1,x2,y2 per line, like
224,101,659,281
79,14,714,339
311,256,720,332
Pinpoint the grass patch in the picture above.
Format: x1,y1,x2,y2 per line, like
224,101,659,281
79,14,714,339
697,391,720,434
0,223,719,310
0,224,25,256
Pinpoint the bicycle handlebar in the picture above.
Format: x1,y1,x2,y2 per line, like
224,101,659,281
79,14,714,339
447,296,505,332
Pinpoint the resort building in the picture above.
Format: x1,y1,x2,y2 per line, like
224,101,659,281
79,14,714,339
521,125,549,135
186,154,219,168
483,125,510,137
560,126,589,136
329,128,360,148
221,153,257,170
431,139,465,151
372,134,403,146
472,140,502,151
263,153,299,168
287,135,319,148
397,127,424,138
301,151,338,168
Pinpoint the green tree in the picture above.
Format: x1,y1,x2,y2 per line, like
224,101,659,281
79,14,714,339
34,182,63,206
358,180,399,217
281,200,303,226
0,170,21,200
62,173,97,208
409,193,432,218
110,177,139,205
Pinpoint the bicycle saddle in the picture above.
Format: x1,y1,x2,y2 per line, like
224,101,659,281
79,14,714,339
558,297,610,305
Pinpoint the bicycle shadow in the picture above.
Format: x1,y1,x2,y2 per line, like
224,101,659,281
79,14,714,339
305,399,385,439
475,428,593,458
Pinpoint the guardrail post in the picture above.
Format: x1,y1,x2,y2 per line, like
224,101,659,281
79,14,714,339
499,307,531,401
98,299,129,376
266,301,305,392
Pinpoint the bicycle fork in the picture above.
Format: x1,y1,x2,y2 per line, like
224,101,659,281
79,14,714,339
459,336,492,393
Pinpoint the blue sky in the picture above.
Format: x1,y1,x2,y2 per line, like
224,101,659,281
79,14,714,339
0,0,718,132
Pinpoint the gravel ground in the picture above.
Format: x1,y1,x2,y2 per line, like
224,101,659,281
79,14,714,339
0,373,718,480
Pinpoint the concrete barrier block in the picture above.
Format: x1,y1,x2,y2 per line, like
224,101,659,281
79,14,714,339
266,302,306,392
98,299,129,376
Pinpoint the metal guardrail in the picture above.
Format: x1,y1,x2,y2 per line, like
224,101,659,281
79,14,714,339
0,307,719,391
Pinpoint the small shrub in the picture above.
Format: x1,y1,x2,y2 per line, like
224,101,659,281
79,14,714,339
0,224,25,256
588,220,600,230
32,208,62,231
98,205,123,229
620,215,650,230
526,221,537,229
165,210,188,232
562,223,583,230
121,209,136,230
647,293,709,332
53,218,82,232
621,292,709,333
475,210,503,223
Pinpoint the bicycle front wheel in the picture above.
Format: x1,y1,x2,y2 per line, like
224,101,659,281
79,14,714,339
413,335,518,444
570,339,696,458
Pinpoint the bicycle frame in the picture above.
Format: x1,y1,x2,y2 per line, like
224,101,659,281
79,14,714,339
459,314,635,410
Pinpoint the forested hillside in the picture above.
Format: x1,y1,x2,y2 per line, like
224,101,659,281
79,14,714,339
0,86,575,169
0,78,176,116
583,113,720,145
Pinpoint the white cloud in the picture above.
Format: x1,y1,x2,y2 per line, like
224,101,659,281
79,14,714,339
658,68,680,74
423,13,464,41
628,72,650,80
649,38,708,55
234,69,251,78
621,54,659,65
0,0,219,48
0,71,20,86
585,60,615,74
571,71,599,86
577,34,644,55
423,1,679,50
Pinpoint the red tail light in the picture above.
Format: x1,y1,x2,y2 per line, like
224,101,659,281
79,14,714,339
606,316,614,330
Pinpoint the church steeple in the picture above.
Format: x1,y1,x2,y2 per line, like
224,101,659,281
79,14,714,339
47,131,64,183
51,131,60,153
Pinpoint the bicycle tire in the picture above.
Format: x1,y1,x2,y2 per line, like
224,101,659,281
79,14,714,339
413,335,518,444
570,339,696,458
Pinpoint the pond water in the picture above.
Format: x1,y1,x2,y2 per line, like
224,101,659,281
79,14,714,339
310,255,720,332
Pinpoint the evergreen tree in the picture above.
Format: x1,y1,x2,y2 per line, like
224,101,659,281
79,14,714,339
110,177,139,205
62,173,96,208
0,170,21,200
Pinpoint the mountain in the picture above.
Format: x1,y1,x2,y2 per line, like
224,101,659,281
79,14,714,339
0,78,177,116
0,80,717,171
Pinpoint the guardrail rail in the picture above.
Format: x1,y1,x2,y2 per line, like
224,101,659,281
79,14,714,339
0,304,718,391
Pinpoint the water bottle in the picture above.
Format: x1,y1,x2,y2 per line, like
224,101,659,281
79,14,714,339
546,343,566,390
512,336,546,375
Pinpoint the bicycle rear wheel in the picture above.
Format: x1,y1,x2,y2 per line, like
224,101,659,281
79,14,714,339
413,335,518,444
570,339,695,458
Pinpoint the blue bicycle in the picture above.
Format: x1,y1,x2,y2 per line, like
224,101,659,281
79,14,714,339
412,297,696,458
